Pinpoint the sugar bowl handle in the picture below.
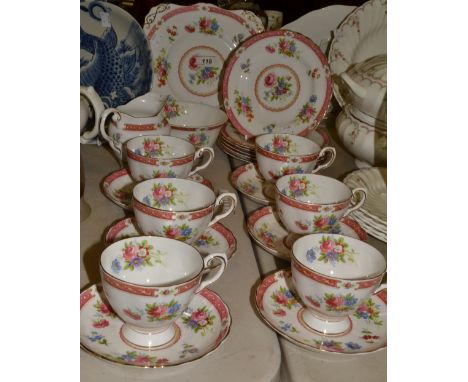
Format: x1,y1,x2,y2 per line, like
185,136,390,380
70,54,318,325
343,187,367,216
188,147,215,176
208,193,237,227
195,253,228,294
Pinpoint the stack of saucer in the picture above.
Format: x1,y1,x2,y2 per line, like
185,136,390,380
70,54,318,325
344,167,387,242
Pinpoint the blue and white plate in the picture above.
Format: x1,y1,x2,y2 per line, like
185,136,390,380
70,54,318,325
80,1,152,108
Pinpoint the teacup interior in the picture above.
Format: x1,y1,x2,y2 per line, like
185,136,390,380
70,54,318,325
101,236,203,286
256,134,320,156
293,234,386,279
127,136,195,159
170,102,227,128
117,93,168,118
133,178,216,211
277,174,351,204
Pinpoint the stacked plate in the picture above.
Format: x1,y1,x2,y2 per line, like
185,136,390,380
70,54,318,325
218,122,331,163
344,167,387,242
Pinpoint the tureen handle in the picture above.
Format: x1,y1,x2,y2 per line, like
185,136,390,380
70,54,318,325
80,86,105,143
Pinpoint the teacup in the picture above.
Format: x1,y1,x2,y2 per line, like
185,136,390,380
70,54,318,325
99,92,170,159
100,235,227,348
166,99,228,149
275,174,367,247
255,134,336,182
126,135,214,181
291,234,386,335
133,178,237,244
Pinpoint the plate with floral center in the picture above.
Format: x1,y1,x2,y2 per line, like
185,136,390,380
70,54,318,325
81,284,231,367
247,206,367,260
222,30,332,138
105,217,237,259
255,269,386,354
102,168,214,211
143,3,263,107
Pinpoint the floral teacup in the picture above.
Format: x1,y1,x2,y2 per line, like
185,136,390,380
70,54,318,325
100,235,227,348
133,178,237,244
275,174,367,247
255,134,336,182
99,92,170,160
291,234,386,335
166,99,228,149
126,135,214,181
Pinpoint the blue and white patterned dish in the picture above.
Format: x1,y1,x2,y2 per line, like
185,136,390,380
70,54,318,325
80,0,152,108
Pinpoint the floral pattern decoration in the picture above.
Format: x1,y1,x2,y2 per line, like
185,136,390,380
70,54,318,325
109,351,168,367
163,98,182,120
163,223,195,242
154,48,171,87
145,300,181,322
263,123,276,133
135,137,172,158
188,56,220,86
295,95,318,124
323,292,358,312
166,25,178,42
194,233,219,248
179,343,199,359
354,298,383,326
256,222,277,247
112,185,132,205
111,239,165,272
279,321,298,333
284,175,316,198
305,235,356,266
239,178,259,195
87,331,108,346
240,58,251,73
296,215,342,233
263,135,297,155
188,132,209,148
271,286,300,310
233,89,254,122
152,169,177,178
182,306,215,335
263,73,293,102
265,38,300,59
143,182,185,208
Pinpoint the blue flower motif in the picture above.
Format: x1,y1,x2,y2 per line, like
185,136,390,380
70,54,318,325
344,295,358,306
284,290,294,299
306,248,316,263
309,95,317,103
111,259,121,273
211,22,219,32
289,43,296,52
280,322,292,331
330,227,342,234
326,250,338,264
356,311,370,320
197,239,207,246
181,227,192,237
130,257,144,268
329,216,338,226
345,342,362,350
88,334,104,342
121,352,135,361
143,195,151,206
168,303,181,315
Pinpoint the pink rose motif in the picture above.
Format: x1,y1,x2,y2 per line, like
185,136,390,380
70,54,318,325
153,186,166,199
334,244,344,254
189,135,199,144
320,239,335,254
275,293,288,305
199,18,209,30
134,355,151,365
185,25,195,33
97,302,113,316
165,227,181,239
147,304,168,319
314,217,328,228
191,310,209,326
289,179,301,192
92,318,109,328
123,245,139,261
325,295,344,309
265,45,275,53
273,308,286,317
156,358,169,366
264,72,276,88
188,56,198,70
279,40,288,51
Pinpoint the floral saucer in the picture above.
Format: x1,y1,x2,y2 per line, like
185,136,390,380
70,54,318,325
102,168,214,211
255,269,386,354
230,163,273,205
105,217,237,259
81,284,231,367
222,30,332,138
247,206,367,260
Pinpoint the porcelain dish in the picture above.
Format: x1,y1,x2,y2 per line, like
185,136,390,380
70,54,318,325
223,30,332,138
81,284,231,367
255,269,387,354
80,1,152,108
246,206,367,260
143,3,263,107
328,0,387,108
102,168,213,211
105,217,237,260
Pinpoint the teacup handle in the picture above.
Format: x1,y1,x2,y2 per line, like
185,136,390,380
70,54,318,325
80,86,105,143
310,146,336,174
208,193,237,227
99,108,122,154
188,147,215,176
343,187,367,217
194,253,228,294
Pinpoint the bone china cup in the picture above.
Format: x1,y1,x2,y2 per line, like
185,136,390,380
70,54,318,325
126,135,214,181
133,178,237,244
99,92,170,159
255,134,336,182
100,236,228,348
291,234,386,335
275,174,367,234
166,100,228,149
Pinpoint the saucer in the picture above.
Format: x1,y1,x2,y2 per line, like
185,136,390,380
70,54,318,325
81,284,231,367
246,206,367,260
102,168,214,211
105,217,237,260
230,163,274,205
255,269,386,354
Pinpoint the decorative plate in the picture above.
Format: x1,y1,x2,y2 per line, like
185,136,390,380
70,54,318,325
328,0,387,107
80,1,152,108
247,206,367,260
222,30,332,138
105,217,237,259
101,168,214,211
255,269,387,354
81,284,231,367
143,3,263,107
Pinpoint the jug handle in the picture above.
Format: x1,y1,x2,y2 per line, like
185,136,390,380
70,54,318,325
80,86,105,143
